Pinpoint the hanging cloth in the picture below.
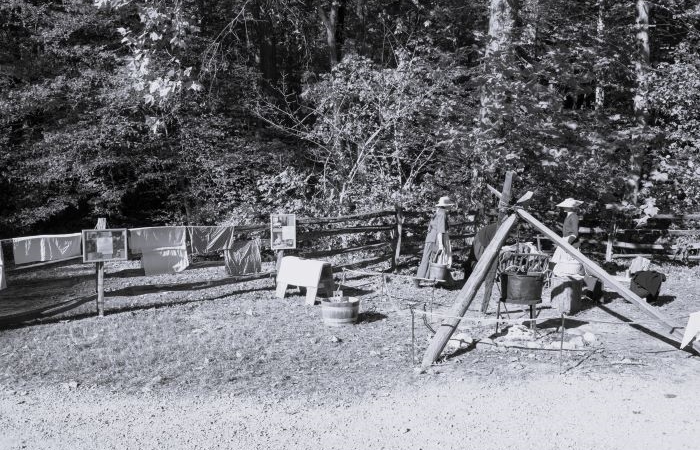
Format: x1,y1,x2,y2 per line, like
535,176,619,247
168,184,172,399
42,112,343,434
0,245,6,290
129,227,189,275
188,226,235,254
224,238,261,276
12,233,82,265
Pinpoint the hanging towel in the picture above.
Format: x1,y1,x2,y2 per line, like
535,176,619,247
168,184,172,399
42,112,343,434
12,233,82,265
188,226,235,254
0,245,6,290
224,238,261,276
129,227,189,275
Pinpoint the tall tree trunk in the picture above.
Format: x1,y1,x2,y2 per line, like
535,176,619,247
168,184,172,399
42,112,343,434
630,0,650,205
595,0,606,110
318,0,347,66
479,0,519,127
253,2,279,84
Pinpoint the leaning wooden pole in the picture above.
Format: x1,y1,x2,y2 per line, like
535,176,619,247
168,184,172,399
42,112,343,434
421,214,519,369
481,172,514,313
515,207,700,354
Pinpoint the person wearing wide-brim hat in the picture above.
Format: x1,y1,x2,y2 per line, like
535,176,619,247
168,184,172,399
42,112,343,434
556,198,583,246
415,196,455,286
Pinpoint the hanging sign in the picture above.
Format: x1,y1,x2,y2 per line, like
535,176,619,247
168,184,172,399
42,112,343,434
82,229,128,262
270,214,296,250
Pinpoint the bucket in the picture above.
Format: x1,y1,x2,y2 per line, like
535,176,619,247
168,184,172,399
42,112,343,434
550,275,583,314
500,272,544,303
321,296,360,326
428,262,448,281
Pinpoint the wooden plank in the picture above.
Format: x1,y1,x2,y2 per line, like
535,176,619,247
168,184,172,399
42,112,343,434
298,225,394,239
297,210,394,225
481,171,514,313
515,207,700,353
615,229,700,236
612,253,700,261
7,256,83,273
421,214,519,369
650,214,700,221
299,242,390,259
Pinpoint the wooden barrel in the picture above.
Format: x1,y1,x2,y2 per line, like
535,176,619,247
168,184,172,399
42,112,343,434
321,297,360,326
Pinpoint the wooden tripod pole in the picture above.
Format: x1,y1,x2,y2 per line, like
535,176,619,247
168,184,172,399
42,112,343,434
421,214,519,369
515,207,700,354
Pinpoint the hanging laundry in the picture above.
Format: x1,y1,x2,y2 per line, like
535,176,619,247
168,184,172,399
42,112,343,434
128,227,189,276
224,238,261,276
188,226,235,254
0,244,6,290
12,233,82,265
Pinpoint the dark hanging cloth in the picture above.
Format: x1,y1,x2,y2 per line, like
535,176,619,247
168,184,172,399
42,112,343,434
416,209,449,280
630,270,666,302
189,226,235,254
463,222,498,280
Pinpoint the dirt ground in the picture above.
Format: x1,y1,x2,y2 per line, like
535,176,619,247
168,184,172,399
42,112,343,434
1,259,699,449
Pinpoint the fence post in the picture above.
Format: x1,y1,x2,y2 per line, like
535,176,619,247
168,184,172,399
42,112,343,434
391,205,404,272
605,221,616,262
95,217,106,316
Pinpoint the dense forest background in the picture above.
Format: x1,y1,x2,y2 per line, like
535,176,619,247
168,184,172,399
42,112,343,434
1,0,699,238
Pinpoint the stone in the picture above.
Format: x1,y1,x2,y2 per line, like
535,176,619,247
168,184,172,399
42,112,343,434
569,336,585,348
329,335,341,343
583,332,597,344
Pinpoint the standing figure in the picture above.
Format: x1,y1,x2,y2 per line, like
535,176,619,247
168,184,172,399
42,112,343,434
557,197,583,245
551,197,584,276
415,196,454,286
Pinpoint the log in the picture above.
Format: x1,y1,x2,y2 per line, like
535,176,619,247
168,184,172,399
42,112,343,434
515,207,700,353
421,214,519,369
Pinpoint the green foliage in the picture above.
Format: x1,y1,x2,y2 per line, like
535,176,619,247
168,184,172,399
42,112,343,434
1,0,699,238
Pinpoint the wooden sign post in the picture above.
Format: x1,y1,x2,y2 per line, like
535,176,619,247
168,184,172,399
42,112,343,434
95,218,106,316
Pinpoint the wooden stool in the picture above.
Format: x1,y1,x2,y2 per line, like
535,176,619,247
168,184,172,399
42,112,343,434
276,256,334,305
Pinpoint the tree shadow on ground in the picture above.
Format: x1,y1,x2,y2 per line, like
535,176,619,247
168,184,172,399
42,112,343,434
334,284,375,297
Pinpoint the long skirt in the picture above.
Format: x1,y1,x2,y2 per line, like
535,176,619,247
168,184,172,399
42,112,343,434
416,241,437,280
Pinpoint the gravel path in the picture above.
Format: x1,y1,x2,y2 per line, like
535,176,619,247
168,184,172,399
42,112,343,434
2,367,699,450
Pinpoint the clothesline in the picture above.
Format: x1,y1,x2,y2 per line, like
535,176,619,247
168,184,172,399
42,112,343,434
0,224,251,244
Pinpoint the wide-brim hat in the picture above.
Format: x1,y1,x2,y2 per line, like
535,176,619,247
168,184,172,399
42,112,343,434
556,198,583,208
435,196,456,208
